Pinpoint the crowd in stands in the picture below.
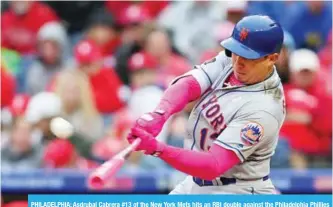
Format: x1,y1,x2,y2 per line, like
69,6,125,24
1,1,332,181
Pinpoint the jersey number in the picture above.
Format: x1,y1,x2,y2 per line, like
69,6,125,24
199,126,227,151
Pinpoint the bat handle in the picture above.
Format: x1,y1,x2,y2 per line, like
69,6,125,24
88,139,141,189
115,138,141,159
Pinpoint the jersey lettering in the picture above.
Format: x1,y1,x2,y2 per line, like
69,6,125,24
211,114,224,130
199,94,227,150
206,104,220,118
202,94,218,109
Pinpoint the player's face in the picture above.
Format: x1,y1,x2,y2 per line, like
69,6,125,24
232,53,278,84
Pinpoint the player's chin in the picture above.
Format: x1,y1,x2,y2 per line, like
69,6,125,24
234,72,247,82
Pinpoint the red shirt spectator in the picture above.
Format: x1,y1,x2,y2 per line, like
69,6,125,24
1,69,16,108
106,1,168,24
318,30,332,94
85,7,121,60
74,40,126,113
145,30,191,87
9,94,30,117
1,1,59,54
89,68,126,113
199,50,218,64
155,54,191,88
92,109,133,160
43,138,98,169
3,201,28,207
319,30,332,70
43,139,76,168
282,84,331,154
200,21,235,64
281,49,332,155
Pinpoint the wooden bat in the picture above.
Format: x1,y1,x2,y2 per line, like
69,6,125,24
87,138,141,189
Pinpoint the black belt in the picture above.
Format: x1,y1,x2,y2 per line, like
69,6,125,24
193,175,269,187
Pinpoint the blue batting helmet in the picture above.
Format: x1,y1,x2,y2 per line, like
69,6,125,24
221,15,284,59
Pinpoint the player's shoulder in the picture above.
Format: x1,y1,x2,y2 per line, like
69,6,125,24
242,95,284,123
200,51,232,69
215,51,232,68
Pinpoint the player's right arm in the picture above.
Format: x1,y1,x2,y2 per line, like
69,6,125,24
131,52,231,137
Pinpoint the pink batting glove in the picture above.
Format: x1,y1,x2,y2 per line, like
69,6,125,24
132,111,167,137
127,128,165,156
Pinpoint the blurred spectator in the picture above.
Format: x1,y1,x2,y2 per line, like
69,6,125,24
275,30,296,84
94,51,172,170
127,51,166,129
1,1,59,54
43,138,99,170
1,118,43,170
1,94,30,147
127,51,176,170
52,70,104,140
114,4,154,85
1,48,21,76
105,1,169,24
145,29,191,87
25,22,71,95
25,92,62,142
43,138,76,168
318,30,332,94
74,39,127,114
246,1,298,25
319,30,332,70
24,91,103,162
225,1,247,24
92,108,133,161
1,1,9,13
8,94,30,118
3,201,28,207
45,1,104,37
1,68,16,108
284,1,332,51
128,51,159,90
167,114,187,149
199,21,235,64
85,7,121,61
1,108,13,148
281,49,332,168
157,1,225,62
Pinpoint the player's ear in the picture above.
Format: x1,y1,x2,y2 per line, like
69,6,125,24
268,53,279,63
265,53,279,68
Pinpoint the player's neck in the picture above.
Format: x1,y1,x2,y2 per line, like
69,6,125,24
255,67,275,83
241,67,274,85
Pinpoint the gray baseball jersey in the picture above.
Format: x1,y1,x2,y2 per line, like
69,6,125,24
171,51,285,181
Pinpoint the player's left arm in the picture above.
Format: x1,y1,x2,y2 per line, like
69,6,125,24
128,110,280,180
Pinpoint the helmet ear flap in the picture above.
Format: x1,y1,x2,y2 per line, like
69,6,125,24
225,49,232,57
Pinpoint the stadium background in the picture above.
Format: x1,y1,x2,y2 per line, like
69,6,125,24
1,0,332,205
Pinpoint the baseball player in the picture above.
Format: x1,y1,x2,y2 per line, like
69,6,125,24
127,15,285,194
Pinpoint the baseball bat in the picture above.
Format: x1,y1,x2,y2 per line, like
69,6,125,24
87,138,141,189
50,117,141,188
